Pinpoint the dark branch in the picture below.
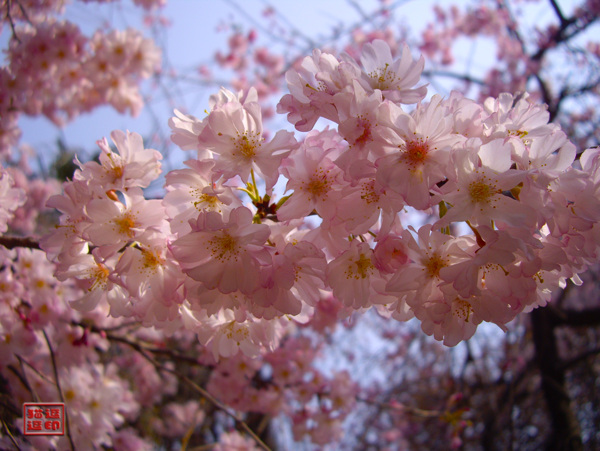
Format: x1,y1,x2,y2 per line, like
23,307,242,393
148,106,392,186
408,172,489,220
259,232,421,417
531,12,594,62
422,70,485,86
0,236,41,250
531,308,583,450
43,330,75,451
551,306,600,328
548,0,568,27
4,0,20,42
107,332,272,451
559,346,600,371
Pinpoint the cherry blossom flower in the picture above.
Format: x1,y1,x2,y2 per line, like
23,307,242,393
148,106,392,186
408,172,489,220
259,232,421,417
85,188,167,258
214,430,262,451
327,239,396,309
415,285,481,347
277,48,353,131
349,39,427,104
376,95,459,209
168,109,211,158
372,231,409,274
41,179,92,263
36,27,600,381
170,207,270,295
327,244,379,302
183,307,287,360
277,129,348,223
57,251,125,312
198,87,297,190
76,130,162,191
386,224,472,307
154,401,205,439
0,165,26,233
163,159,241,235
113,236,185,324
436,146,535,229
57,364,139,449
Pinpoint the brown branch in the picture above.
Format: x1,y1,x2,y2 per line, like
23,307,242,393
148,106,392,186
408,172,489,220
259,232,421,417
534,72,556,120
1,419,20,450
559,346,600,371
421,70,485,86
531,12,594,62
560,77,600,100
552,306,600,328
357,396,442,418
0,236,41,250
481,358,537,449
4,0,20,42
6,363,37,402
14,355,54,387
531,308,583,450
548,0,568,27
107,332,272,451
42,329,75,451
74,320,206,366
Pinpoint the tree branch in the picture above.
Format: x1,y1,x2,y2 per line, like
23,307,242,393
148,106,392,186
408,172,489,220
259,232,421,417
4,0,20,42
421,70,485,86
548,0,568,27
552,306,600,328
531,308,583,450
0,236,41,250
559,346,600,371
107,332,272,451
531,11,594,62
42,329,75,451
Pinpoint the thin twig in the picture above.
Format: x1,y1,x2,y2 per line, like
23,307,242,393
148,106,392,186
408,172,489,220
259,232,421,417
108,333,271,451
71,319,140,333
1,419,20,450
15,355,54,387
357,396,442,418
42,329,75,451
94,326,206,366
548,0,568,27
347,0,369,21
4,0,20,43
559,346,600,371
187,444,219,451
175,372,272,451
18,357,44,403
422,70,485,86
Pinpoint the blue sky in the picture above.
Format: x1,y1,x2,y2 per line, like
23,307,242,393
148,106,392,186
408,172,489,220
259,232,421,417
8,0,569,170
12,0,444,163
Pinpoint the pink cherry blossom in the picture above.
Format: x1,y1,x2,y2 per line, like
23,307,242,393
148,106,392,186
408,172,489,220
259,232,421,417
85,188,167,258
277,48,352,131
376,95,459,209
327,239,396,309
198,87,297,190
163,159,241,235
170,207,270,295
436,145,535,229
350,39,427,104
0,165,26,233
277,129,348,223
77,130,162,191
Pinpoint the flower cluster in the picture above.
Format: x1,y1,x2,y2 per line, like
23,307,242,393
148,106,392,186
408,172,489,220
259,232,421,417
43,39,600,356
0,246,157,450
0,1,161,155
205,335,358,444
0,164,26,233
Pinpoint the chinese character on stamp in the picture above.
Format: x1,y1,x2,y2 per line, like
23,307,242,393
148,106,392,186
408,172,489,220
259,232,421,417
23,403,65,436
